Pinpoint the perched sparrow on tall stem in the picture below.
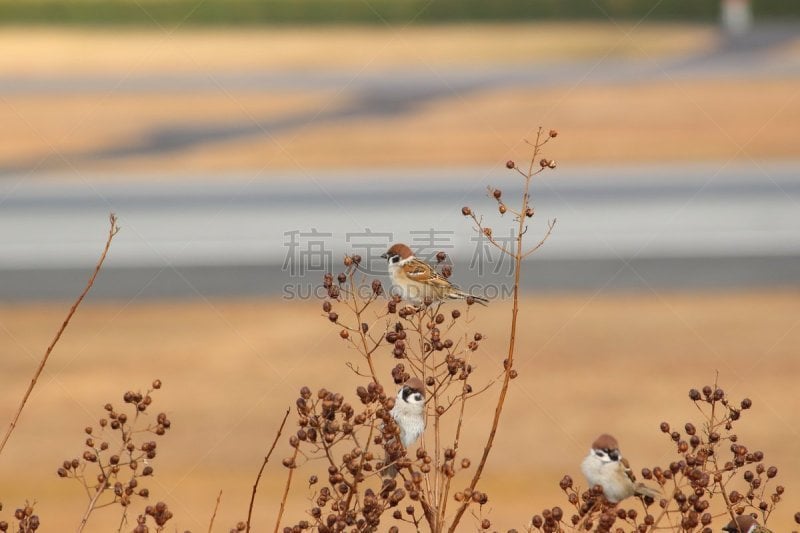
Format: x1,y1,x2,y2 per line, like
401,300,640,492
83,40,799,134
384,377,426,478
580,433,660,503
722,515,772,533
381,243,488,306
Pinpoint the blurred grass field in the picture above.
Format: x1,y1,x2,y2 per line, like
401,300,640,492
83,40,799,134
0,290,798,530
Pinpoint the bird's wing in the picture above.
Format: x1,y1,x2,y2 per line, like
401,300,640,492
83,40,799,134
402,259,453,288
633,482,661,500
621,462,661,500
621,457,637,483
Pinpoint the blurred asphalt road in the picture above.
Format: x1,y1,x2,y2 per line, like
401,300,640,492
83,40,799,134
1,162,798,301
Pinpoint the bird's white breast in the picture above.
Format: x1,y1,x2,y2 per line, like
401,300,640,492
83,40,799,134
398,416,425,448
580,452,631,503
391,399,425,448
580,452,604,485
388,260,425,304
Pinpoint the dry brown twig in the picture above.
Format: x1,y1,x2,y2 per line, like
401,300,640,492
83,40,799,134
209,490,223,533
246,408,290,533
0,213,119,458
274,444,301,533
77,483,108,533
447,127,557,531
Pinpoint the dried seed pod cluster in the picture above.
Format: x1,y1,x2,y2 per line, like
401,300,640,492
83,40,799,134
57,380,172,527
0,503,40,533
132,501,173,531
321,258,391,375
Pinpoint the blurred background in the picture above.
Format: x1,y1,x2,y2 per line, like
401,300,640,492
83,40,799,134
0,0,799,530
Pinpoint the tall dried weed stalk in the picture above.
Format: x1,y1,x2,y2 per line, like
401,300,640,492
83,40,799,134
0,214,119,532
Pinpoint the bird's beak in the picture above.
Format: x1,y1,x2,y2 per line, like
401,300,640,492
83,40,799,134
380,253,388,259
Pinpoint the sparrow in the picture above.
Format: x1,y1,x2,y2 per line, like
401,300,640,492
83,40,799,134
580,433,661,503
722,515,772,533
381,243,488,306
383,377,426,477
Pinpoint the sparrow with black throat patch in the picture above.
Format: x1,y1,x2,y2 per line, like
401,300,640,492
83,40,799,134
580,433,661,503
381,243,488,306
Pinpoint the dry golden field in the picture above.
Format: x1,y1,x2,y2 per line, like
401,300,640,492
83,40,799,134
0,290,798,530
0,24,716,75
5,78,799,175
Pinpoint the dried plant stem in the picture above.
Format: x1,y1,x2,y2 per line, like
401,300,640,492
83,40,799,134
353,305,380,387
115,508,129,533
437,367,471,524
208,490,223,533
420,498,437,532
247,408,290,533
448,130,551,532
576,500,603,531
649,501,671,529
712,442,740,526
273,446,300,533
0,213,119,459
342,421,376,511
703,374,739,528
424,309,442,519
346,268,382,386
77,479,108,533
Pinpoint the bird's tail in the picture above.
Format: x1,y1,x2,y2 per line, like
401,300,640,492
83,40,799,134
382,449,399,479
449,290,489,306
382,463,398,479
634,483,661,500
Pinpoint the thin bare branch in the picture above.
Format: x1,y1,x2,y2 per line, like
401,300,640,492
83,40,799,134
448,128,550,532
0,213,119,458
76,480,108,533
247,408,290,533
208,490,223,533
522,218,557,259
467,212,515,257
273,447,300,533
